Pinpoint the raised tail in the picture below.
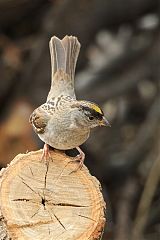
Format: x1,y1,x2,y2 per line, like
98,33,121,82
47,36,81,100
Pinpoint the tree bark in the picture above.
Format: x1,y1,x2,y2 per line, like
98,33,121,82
0,150,105,240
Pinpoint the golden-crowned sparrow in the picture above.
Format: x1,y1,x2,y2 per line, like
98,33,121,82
30,36,110,169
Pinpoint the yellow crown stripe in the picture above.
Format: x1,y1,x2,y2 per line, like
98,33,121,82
79,100,103,114
90,104,103,114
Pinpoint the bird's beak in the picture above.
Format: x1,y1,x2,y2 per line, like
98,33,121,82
99,116,111,127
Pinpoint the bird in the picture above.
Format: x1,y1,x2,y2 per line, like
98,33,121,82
29,35,110,171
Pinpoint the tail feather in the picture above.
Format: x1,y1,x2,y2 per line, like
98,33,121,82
49,36,66,76
62,36,80,81
47,36,81,100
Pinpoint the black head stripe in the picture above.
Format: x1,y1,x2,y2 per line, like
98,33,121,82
80,105,103,120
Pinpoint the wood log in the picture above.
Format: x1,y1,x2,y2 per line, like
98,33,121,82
0,150,105,240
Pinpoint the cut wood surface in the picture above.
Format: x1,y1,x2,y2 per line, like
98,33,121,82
0,150,106,240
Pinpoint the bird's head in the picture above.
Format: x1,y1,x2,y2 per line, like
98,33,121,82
71,101,111,129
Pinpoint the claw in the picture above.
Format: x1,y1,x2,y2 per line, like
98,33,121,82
41,143,52,164
70,147,85,173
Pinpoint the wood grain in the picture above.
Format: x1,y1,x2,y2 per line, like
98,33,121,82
0,150,105,240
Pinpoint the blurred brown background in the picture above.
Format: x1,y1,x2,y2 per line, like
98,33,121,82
0,0,160,239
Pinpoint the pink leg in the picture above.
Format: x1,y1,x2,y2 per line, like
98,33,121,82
70,147,85,173
41,143,52,163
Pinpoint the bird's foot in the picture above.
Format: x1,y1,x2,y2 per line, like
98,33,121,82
41,143,53,165
69,147,85,174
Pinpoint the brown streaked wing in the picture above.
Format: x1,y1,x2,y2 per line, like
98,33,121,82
29,107,50,134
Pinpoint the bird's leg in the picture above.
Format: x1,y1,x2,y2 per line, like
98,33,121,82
41,143,52,164
70,147,85,173
75,146,85,165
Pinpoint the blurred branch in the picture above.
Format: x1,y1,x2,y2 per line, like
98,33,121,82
113,179,138,240
14,0,159,104
0,0,46,28
0,1,159,239
46,0,158,55
105,94,160,175
77,29,160,103
131,140,160,240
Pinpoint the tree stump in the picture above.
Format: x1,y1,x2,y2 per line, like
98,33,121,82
0,150,106,240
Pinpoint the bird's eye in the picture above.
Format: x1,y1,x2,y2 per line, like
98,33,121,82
88,116,94,121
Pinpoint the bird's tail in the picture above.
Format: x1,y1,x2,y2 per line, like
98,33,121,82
47,36,80,100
